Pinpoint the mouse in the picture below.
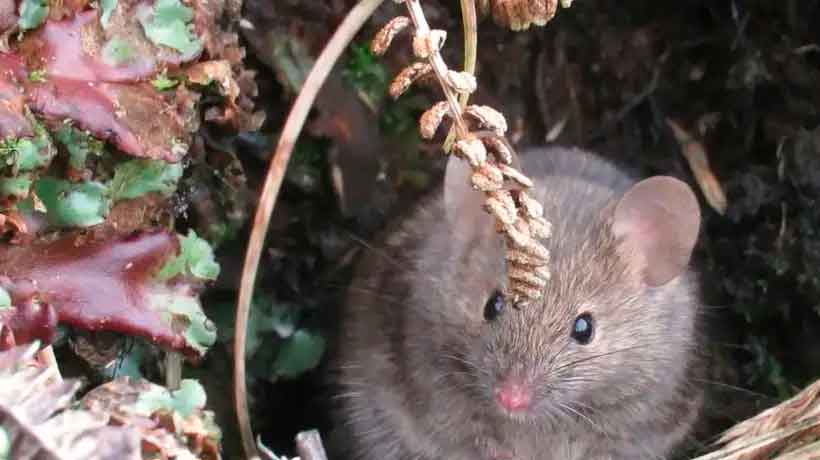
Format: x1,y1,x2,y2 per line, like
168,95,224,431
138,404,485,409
331,145,705,460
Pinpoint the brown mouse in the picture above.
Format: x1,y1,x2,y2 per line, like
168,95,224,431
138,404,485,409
332,146,705,460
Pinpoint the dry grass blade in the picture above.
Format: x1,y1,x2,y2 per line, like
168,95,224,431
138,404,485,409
773,439,820,460
232,0,385,458
694,378,820,460
667,117,728,215
693,416,820,460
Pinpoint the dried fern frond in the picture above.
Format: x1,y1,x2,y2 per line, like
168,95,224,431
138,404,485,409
476,0,573,31
695,378,820,460
373,0,557,306
0,344,141,460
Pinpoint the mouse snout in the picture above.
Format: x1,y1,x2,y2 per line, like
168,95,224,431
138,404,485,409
494,376,533,412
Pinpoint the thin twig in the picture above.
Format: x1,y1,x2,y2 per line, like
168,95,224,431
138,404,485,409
443,0,478,153
404,0,470,138
232,0,385,458
295,430,329,460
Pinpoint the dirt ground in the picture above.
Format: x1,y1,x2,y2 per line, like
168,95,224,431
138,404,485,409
203,0,820,457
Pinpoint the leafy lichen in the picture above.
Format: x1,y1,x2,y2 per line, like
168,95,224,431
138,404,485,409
55,124,106,172
133,379,207,418
138,0,203,57
100,0,118,28
102,37,136,66
34,178,109,227
157,230,220,281
109,159,183,201
17,0,48,30
0,287,11,309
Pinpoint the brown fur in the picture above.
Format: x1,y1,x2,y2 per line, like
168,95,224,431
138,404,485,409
331,146,705,460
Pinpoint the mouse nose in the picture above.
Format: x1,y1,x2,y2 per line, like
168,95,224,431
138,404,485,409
495,378,532,412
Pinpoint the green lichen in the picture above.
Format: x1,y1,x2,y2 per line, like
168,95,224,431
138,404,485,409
109,159,183,200
27,69,47,83
35,178,109,227
157,230,220,281
102,37,136,66
151,72,180,91
1,125,55,174
151,290,217,355
0,175,33,201
0,287,11,309
17,0,48,30
272,329,326,379
55,125,106,172
100,0,118,28
138,0,202,57
134,378,207,417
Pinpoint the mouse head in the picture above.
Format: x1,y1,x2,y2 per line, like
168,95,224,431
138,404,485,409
431,154,701,423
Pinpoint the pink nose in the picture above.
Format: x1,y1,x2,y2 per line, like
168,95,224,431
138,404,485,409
495,378,532,412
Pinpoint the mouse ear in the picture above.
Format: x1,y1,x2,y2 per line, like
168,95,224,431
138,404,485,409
612,176,701,286
443,153,494,231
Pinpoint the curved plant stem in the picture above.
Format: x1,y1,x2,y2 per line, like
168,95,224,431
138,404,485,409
443,0,478,153
404,0,470,138
233,0,385,457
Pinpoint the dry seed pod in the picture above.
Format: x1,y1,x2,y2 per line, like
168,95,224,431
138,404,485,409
522,238,550,261
534,264,551,281
453,137,487,167
465,105,508,135
509,267,546,287
419,101,451,139
510,283,542,302
507,248,549,266
485,192,517,225
504,221,533,249
478,166,505,190
503,221,532,248
483,136,514,165
481,0,558,31
446,70,478,94
498,164,534,188
371,16,411,56
412,30,447,59
514,190,544,218
527,215,552,239
472,171,504,192
512,217,533,242
390,62,434,99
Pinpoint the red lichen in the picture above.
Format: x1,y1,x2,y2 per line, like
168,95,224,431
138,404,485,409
0,230,207,358
0,297,58,350
0,53,31,138
0,8,199,161
19,11,159,82
27,78,190,161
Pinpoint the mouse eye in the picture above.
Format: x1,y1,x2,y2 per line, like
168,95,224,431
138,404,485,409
571,313,594,344
483,290,506,321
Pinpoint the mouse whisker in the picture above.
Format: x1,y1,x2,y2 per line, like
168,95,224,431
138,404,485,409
692,378,775,402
